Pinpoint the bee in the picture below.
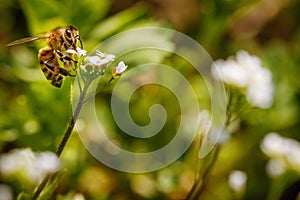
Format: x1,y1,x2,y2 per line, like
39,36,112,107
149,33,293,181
7,25,83,88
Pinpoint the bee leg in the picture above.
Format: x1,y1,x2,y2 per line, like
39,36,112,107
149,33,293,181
78,36,83,49
55,50,77,63
67,71,76,77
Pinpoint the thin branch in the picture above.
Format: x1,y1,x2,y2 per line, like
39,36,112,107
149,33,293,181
56,82,89,157
186,88,235,200
32,79,90,200
185,145,221,200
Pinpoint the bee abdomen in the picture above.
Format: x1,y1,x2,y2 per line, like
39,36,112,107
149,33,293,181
51,75,63,88
38,47,64,88
44,70,55,80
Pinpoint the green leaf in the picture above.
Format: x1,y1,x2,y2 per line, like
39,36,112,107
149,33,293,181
37,170,66,200
17,192,31,200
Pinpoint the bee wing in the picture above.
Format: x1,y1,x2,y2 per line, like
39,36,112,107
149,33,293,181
6,36,48,46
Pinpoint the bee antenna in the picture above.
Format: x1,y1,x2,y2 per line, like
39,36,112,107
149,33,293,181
78,36,83,49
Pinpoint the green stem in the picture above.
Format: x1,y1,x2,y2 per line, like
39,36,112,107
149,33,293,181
31,80,91,200
186,88,233,200
185,145,220,200
56,82,89,157
31,174,50,200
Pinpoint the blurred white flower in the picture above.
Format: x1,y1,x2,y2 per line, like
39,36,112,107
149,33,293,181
198,115,231,158
198,110,231,158
0,148,61,184
246,82,274,109
34,152,61,179
266,158,286,177
228,170,247,194
260,133,283,157
211,50,274,108
0,184,13,200
198,110,212,135
212,60,248,88
261,133,300,175
131,175,156,198
208,127,230,145
73,193,86,200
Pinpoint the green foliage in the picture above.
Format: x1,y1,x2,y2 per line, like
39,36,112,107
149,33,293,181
1,0,300,199
37,170,66,200
17,192,31,200
19,0,110,36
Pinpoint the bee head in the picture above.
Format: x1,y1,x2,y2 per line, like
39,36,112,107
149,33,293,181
64,25,82,50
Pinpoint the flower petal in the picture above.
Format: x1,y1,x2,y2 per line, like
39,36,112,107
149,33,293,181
115,61,128,75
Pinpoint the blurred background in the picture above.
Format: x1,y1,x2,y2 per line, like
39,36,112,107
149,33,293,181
0,0,300,199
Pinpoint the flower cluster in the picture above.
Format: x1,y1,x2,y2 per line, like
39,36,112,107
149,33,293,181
211,50,274,108
86,50,115,70
80,50,127,80
260,133,300,176
0,148,61,184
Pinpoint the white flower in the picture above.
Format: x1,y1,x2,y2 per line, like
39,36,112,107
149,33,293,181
96,50,106,58
66,47,87,57
0,148,61,184
73,193,86,200
245,65,274,108
261,133,300,174
86,56,110,68
34,152,61,179
66,49,76,54
96,50,115,62
114,61,128,75
212,60,248,87
235,50,262,73
211,50,274,108
266,159,286,177
260,133,283,157
0,184,13,200
81,50,118,80
86,56,102,66
205,127,230,147
228,170,247,193
86,51,115,68
76,47,87,57
198,110,212,135
112,61,128,78
102,55,116,66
